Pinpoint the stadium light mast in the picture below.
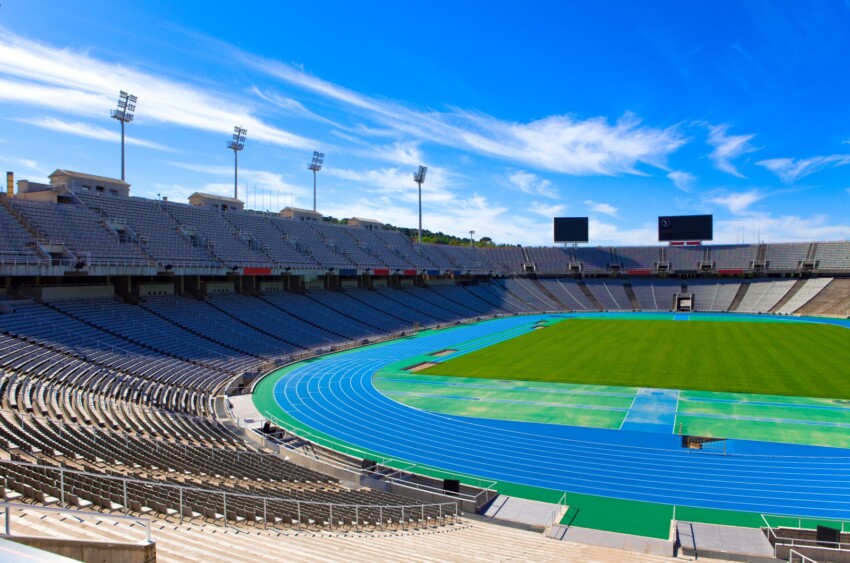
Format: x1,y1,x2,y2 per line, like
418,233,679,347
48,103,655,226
308,151,325,211
111,90,137,181
227,126,247,200
469,230,475,248
414,165,428,243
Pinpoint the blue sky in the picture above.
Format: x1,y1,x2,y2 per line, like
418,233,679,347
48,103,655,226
1,1,849,246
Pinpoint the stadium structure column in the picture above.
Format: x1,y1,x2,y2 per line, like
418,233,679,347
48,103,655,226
414,165,428,243
111,91,137,182
227,126,247,200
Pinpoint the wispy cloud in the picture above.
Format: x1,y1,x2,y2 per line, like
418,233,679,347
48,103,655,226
509,171,559,199
250,86,339,127
584,200,619,218
0,30,315,150
165,161,308,205
706,124,757,177
590,219,657,246
529,201,567,218
19,117,172,151
715,214,850,244
362,141,424,167
0,155,50,178
757,155,850,183
667,170,696,192
233,45,686,176
706,188,765,215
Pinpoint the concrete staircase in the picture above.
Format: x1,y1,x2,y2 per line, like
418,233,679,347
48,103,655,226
1,504,725,562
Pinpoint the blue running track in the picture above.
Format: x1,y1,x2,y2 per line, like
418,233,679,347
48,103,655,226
269,314,850,520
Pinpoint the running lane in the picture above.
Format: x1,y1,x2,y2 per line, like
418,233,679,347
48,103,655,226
270,315,850,520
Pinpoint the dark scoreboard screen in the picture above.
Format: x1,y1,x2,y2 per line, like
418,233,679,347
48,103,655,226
553,217,589,243
658,214,713,241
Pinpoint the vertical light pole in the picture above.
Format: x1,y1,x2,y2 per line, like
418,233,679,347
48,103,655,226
413,165,428,243
111,90,137,181
308,151,324,212
227,127,247,200
469,230,475,248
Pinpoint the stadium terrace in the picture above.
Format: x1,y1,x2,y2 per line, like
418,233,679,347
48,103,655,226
1,168,849,562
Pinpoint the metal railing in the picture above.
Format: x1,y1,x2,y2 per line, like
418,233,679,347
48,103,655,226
544,492,568,528
0,459,459,532
1,500,152,544
788,549,818,563
762,513,850,558
258,409,496,506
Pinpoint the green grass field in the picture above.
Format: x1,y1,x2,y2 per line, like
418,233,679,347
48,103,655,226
420,318,850,399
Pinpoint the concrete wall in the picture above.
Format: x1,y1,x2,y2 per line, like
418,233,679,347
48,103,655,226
8,537,155,563
23,284,114,303
259,281,284,292
136,283,174,297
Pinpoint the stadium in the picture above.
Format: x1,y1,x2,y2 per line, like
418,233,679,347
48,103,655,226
3,3,850,562
0,168,849,561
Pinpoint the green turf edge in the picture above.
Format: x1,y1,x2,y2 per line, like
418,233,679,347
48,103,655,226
251,350,788,540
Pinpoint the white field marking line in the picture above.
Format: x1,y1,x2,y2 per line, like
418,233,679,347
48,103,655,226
618,391,641,431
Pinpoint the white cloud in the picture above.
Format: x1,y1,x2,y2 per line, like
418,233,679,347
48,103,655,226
363,141,424,167
18,117,172,151
250,86,339,126
529,201,567,218
163,161,308,207
584,200,619,218
706,189,765,215
714,214,850,244
235,46,686,176
0,156,49,178
0,30,314,150
667,170,696,192
509,171,560,199
589,219,657,246
756,155,850,183
706,124,757,177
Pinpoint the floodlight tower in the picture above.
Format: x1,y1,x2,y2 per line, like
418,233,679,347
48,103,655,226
413,165,428,243
111,90,137,181
469,230,475,248
308,151,325,211
227,126,247,200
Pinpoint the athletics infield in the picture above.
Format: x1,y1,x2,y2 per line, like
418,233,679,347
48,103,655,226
253,313,850,538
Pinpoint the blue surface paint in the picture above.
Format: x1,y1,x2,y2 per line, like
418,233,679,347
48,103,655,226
620,388,679,433
267,313,850,520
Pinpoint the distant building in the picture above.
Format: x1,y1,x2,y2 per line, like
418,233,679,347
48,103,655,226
16,169,130,202
281,207,323,222
348,217,383,230
188,192,244,212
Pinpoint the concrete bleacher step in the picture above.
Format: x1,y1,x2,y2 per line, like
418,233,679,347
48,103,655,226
677,522,779,563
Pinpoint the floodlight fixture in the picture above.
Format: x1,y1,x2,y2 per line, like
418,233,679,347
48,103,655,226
111,90,138,181
227,126,247,199
413,165,427,243
308,150,325,211
469,230,476,248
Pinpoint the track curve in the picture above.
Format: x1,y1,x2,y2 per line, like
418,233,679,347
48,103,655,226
268,314,850,520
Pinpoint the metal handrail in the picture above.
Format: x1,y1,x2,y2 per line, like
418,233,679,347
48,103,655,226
762,513,850,556
0,459,459,532
544,492,568,528
0,500,152,544
259,410,497,501
788,549,818,563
